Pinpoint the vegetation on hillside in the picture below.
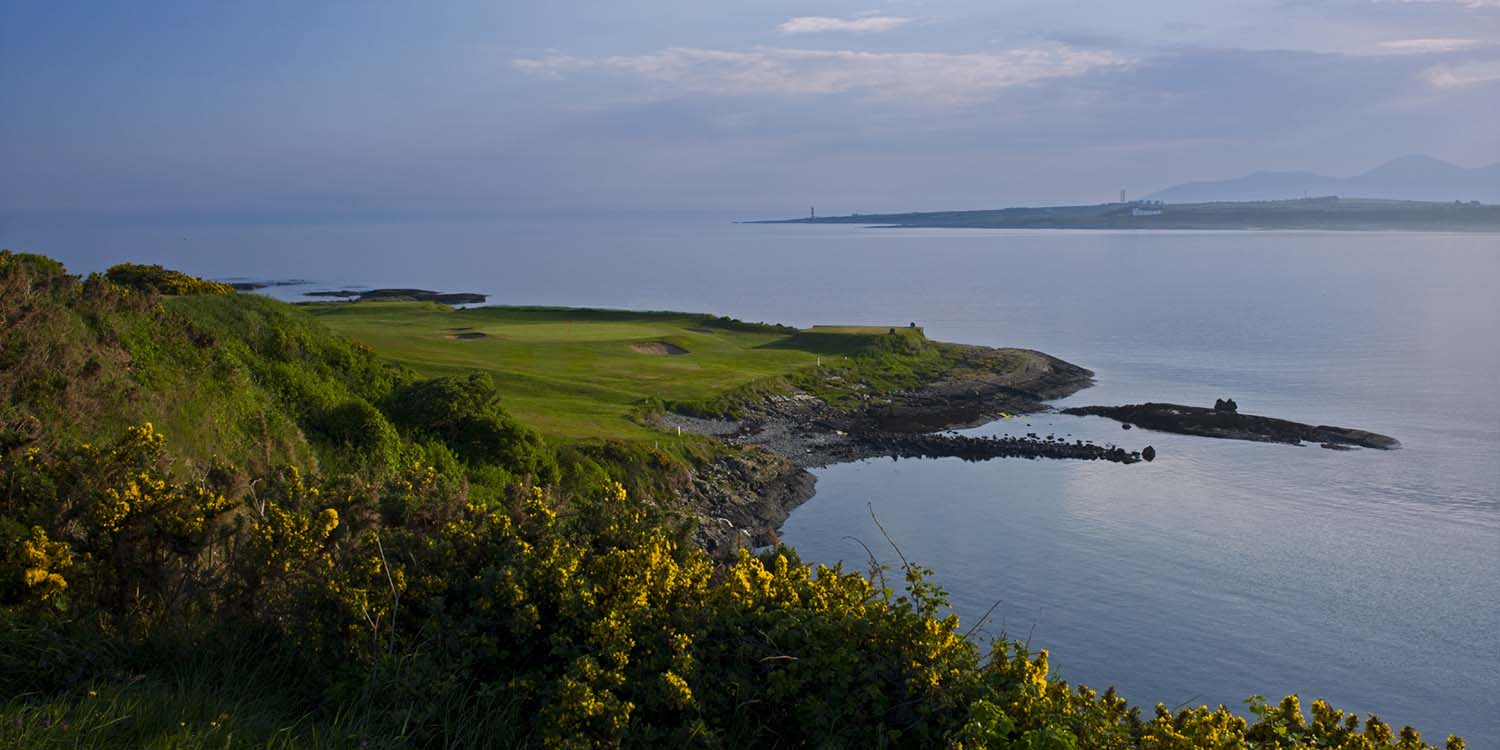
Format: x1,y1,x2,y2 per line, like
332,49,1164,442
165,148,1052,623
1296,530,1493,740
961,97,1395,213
0,253,1465,748
1,252,581,488
1,425,1464,749
104,263,238,296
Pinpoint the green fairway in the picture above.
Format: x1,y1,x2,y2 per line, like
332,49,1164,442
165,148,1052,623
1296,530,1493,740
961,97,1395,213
806,324,922,335
304,303,913,441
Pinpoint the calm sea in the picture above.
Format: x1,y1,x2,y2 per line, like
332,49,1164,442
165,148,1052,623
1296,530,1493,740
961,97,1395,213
7,213,1498,744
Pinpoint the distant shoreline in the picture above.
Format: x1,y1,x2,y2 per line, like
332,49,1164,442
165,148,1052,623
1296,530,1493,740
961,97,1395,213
747,196,1500,232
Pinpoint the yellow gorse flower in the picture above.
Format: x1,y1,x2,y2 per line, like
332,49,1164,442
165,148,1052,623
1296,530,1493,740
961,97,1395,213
17,526,73,601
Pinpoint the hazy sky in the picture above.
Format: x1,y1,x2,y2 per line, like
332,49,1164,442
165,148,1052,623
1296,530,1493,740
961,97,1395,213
3,1,1498,217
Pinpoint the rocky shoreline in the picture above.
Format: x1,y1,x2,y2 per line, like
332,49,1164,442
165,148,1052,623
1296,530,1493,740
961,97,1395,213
669,356,1406,555
670,346,1112,460
671,346,1156,554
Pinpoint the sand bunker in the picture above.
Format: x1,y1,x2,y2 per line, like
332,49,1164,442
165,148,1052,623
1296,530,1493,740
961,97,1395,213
445,332,488,340
630,341,689,356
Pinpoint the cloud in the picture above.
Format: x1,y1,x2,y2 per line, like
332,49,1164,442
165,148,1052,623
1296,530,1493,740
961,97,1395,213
513,45,1133,104
1380,38,1484,52
1426,59,1500,86
777,15,913,34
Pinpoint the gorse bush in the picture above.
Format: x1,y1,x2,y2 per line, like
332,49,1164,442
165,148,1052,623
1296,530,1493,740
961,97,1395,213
103,263,237,296
0,424,232,638
0,425,1462,749
1,252,170,449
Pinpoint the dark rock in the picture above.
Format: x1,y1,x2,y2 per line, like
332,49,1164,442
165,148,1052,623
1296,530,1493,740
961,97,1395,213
1062,402,1399,450
677,449,816,559
307,288,487,304
226,279,309,291
847,432,1144,465
1122,423,1133,429
1142,445,1156,461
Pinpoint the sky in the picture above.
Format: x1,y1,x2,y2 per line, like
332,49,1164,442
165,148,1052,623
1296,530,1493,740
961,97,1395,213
2,0,1498,218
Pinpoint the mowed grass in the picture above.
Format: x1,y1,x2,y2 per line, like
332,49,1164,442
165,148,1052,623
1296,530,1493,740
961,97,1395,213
806,324,923,335
305,303,902,441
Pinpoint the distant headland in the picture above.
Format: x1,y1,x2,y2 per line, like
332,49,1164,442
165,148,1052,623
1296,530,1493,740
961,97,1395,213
748,196,1500,231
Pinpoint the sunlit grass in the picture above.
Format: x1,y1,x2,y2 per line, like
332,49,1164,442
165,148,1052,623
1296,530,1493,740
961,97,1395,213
305,303,916,441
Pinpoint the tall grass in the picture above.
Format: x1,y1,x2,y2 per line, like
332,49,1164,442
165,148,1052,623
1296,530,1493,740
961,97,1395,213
0,634,528,749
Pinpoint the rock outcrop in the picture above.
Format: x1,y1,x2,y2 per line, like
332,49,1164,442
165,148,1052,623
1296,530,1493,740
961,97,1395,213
665,346,1156,554
676,448,817,556
307,288,488,304
1061,402,1399,449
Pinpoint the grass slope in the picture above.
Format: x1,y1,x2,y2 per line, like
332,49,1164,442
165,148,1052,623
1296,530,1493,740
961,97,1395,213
1,255,319,472
304,303,931,441
1,253,544,483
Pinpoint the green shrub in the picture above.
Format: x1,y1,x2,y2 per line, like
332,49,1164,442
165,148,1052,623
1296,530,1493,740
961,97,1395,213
313,399,402,467
388,373,558,483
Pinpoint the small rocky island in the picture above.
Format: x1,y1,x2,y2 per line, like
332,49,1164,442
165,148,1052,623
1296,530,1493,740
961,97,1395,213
226,280,489,304
307,288,488,304
1061,400,1400,450
226,279,310,291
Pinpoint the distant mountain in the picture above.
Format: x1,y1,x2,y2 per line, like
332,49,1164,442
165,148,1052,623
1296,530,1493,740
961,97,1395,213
1146,155,1500,203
